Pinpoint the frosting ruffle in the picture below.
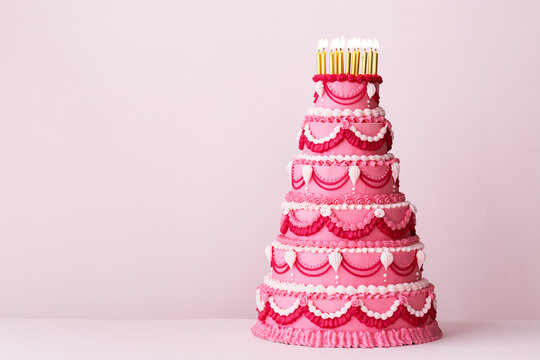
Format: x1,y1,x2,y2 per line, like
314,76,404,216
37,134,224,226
252,320,442,348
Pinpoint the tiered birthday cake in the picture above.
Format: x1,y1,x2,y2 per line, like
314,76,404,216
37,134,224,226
251,38,442,348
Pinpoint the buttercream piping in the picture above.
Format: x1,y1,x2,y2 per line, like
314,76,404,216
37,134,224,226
297,153,394,162
251,320,442,348
271,240,424,254
282,200,411,211
281,207,416,240
257,295,435,329
262,274,431,296
299,122,393,153
312,74,383,84
307,107,386,118
284,192,406,205
277,234,420,249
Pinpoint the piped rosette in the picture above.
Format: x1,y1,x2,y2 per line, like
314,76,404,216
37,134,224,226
299,117,393,156
267,241,425,286
280,198,416,243
289,153,400,196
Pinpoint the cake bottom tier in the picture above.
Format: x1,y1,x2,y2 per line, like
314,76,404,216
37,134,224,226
252,319,442,348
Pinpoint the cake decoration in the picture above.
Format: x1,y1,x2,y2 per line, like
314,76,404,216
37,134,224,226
252,38,441,348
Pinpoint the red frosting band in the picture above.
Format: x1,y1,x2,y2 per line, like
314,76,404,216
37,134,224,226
258,302,436,329
313,74,383,84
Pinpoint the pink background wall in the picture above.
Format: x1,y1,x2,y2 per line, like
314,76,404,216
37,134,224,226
1,0,539,320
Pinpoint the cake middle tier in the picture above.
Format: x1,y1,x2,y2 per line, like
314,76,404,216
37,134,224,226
268,238,424,286
289,153,400,195
299,112,392,155
281,198,416,243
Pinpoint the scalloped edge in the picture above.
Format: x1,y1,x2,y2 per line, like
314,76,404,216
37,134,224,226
251,320,442,348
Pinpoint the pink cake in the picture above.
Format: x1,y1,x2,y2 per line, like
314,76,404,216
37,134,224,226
251,38,442,348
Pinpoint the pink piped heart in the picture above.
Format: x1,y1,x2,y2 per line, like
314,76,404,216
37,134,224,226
351,297,360,307
299,296,308,307
340,119,350,129
398,295,407,305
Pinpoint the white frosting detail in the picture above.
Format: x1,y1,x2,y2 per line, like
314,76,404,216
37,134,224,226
405,296,432,317
366,83,376,99
374,208,385,218
391,162,400,181
269,296,301,316
411,204,418,214
255,289,265,311
307,107,386,118
301,165,313,184
264,293,432,320
263,274,431,296
308,299,352,319
271,240,424,254
348,166,360,187
328,251,343,272
380,249,394,271
416,250,425,269
284,250,297,269
286,161,293,176
282,200,411,212
298,153,394,162
264,245,272,264
315,80,324,97
319,206,332,217
303,123,388,144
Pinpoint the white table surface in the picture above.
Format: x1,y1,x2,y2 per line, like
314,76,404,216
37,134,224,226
1,319,539,360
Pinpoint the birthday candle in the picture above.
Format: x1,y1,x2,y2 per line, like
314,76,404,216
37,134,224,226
361,39,368,74
372,39,379,75
346,38,353,74
322,38,328,74
316,39,322,74
338,36,344,74
353,38,360,75
333,38,339,74
367,39,374,75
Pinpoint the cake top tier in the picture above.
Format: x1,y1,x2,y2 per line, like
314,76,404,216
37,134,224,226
313,38,382,110
316,37,380,76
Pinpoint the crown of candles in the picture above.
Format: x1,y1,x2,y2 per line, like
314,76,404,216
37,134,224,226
316,37,379,75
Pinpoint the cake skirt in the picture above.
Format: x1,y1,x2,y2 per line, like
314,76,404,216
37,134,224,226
251,319,442,348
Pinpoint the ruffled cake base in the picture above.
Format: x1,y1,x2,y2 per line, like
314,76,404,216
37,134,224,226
252,320,442,348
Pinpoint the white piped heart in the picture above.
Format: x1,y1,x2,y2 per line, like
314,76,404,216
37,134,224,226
285,250,297,269
348,166,361,188
367,83,376,98
328,251,343,272
265,245,272,264
380,249,394,271
391,162,400,182
302,165,313,185
315,80,324,97
374,208,385,218
416,250,425,269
